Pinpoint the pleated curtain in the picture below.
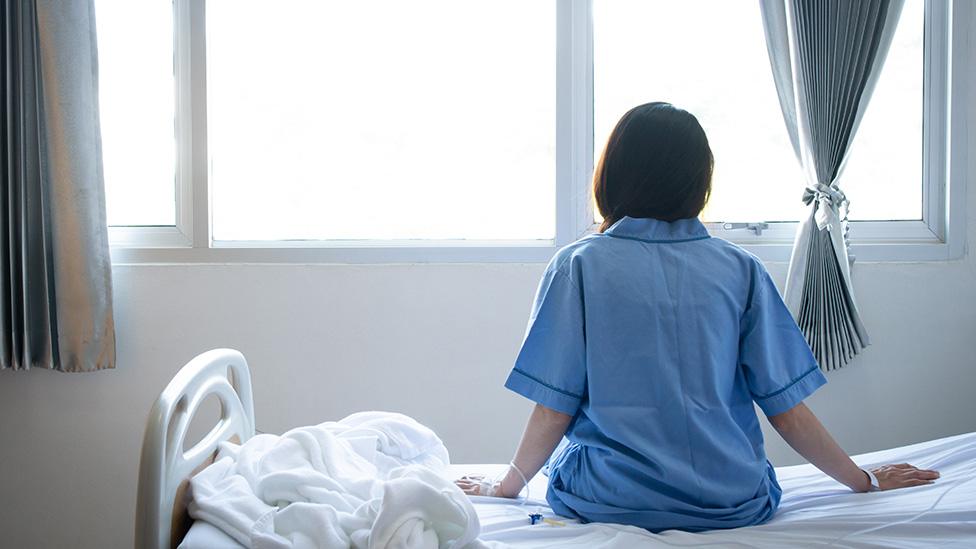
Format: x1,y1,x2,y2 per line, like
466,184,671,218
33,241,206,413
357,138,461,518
759,0,904,370
1,0,116,372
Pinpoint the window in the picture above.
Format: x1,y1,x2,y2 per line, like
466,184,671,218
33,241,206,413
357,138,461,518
100,0,965,263
594,0,924,225
840,1,924,221
207,0,555,242
96,0,177,227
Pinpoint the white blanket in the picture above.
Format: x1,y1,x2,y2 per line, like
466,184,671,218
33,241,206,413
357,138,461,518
188,412,485,549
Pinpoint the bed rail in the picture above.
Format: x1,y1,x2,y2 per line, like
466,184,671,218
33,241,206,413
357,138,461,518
135,349,255,549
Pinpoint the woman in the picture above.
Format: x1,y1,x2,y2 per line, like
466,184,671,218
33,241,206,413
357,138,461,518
456,102,939,532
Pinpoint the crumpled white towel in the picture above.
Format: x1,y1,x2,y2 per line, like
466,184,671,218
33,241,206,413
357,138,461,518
319,412,452,477
188,411,486,549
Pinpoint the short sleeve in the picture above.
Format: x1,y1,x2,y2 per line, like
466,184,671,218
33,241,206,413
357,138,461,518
504,265,586,416
740,268,826,417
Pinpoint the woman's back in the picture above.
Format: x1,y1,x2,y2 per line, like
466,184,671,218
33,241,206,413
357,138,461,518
459,102,936,528
505,215,825,531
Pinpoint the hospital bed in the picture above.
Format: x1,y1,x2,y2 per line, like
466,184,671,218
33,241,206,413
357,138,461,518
136,349,976,548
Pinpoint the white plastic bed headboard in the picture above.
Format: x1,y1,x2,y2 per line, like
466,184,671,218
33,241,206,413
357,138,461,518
135,349,255,549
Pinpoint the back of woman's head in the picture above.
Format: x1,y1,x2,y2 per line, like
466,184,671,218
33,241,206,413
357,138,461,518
594,102,713,232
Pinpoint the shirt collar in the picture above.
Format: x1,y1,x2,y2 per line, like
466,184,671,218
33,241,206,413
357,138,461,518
603,216,710,243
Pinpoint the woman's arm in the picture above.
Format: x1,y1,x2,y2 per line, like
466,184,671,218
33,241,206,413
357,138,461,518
456,403,572,498
769,402,939,492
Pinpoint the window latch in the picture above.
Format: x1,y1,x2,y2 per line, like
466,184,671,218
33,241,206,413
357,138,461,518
721,222,769,236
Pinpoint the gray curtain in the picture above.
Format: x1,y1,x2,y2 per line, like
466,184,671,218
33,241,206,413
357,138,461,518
2,0,115,372
760,0,903,370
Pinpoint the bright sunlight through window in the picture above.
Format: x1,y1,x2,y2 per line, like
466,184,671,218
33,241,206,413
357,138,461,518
594,0,923,224
96,0,176,227
96,0,926,242
206,0,555,241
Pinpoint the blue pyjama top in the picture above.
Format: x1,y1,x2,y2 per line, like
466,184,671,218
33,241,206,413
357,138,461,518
504,216,826,532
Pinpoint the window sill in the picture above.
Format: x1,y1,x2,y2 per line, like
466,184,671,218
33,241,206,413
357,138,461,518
108,233,964,265
727,239,962,263
108,240,562,264
710,219,965,262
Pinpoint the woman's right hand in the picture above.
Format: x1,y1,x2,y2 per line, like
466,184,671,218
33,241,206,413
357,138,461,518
869,463,939,491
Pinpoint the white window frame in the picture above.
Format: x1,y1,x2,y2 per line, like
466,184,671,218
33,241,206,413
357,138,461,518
109,0,968,264
706,0,968,263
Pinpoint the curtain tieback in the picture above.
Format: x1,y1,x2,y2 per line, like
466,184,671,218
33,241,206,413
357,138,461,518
801,182,847,209
802,183,849,229
802,183,855,263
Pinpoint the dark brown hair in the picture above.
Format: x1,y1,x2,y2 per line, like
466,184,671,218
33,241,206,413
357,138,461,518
594,102,713,232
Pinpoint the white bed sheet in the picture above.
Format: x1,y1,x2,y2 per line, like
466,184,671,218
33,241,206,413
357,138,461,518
181,431,976,548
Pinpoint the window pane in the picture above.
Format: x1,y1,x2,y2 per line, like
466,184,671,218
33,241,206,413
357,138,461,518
839,1,923,221
594,0,923,224
95,0,176,226
207,0,555,241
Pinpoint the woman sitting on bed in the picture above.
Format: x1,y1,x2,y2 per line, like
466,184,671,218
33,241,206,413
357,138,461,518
455,102,939,532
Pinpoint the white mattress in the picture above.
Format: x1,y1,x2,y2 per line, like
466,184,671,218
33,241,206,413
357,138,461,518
181,431,976,548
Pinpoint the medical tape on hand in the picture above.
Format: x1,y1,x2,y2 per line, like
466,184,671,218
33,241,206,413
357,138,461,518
479,461,530,502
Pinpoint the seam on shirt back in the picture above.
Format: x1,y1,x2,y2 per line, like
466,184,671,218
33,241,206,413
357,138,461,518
511,367,583,399
599,233,711,245
658,249,706,503
752,365,820,401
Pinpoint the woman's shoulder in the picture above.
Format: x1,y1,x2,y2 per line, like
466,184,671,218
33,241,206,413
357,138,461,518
548,233,604,268
546,232,769,285
705,236,767,268
536,234,604,285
